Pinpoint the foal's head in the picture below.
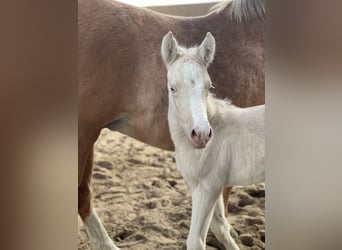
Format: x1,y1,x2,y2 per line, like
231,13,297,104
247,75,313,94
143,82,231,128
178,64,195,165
161,31,216,149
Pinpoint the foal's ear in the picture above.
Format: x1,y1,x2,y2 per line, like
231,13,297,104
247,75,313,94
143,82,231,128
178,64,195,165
198,32,216,67
161,31,179,66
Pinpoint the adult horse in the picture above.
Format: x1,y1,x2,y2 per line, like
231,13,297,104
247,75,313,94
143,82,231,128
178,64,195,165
78,0,265,249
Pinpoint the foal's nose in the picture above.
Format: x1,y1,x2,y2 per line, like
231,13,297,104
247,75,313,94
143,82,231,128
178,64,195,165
190,127,212,148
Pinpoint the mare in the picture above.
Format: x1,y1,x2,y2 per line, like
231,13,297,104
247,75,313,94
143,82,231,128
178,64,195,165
78,0,265,249
162,31,265,250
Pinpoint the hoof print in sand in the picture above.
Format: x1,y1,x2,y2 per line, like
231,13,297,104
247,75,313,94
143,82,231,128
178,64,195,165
240,233,254,247
97,160,114,170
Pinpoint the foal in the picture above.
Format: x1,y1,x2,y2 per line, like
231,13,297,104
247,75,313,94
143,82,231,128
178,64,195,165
161,32,265,250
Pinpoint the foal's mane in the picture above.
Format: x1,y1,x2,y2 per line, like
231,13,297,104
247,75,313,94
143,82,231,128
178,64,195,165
208,93,233,115
209,93,232,106
210,0,265,22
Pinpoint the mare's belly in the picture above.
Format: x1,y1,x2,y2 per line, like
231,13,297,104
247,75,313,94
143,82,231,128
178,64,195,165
105,115,174,151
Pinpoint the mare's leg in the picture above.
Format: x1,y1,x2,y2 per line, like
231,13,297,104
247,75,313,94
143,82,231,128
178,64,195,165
223,186,239,238
187,185,221,250
78,125,120,250
210,193,240,250
78,146,94,219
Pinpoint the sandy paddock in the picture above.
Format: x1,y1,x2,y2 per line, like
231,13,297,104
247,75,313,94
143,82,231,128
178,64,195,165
78,129,265,250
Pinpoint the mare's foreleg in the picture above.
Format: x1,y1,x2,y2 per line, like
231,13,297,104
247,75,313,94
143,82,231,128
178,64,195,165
186,185,221,250
79,148,120,250
210,193,240,250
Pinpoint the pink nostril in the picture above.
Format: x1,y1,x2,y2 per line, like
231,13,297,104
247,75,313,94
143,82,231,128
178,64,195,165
208,128,212,138
191,129,197,139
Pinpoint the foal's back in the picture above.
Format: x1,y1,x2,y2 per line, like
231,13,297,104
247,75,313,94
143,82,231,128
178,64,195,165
213,103,265,186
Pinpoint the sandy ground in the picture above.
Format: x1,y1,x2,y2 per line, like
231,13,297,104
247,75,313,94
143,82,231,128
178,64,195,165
78,129,265,250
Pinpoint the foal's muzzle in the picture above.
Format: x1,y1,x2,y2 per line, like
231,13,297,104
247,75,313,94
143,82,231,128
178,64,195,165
189,126,212,149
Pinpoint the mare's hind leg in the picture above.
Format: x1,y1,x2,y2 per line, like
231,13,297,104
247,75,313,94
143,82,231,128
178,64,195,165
223,186,239,239
79,148,120,250
223,186,232,217
210,193,240,250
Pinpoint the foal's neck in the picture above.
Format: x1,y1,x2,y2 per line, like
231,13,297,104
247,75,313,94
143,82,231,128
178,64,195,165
207,94,236,127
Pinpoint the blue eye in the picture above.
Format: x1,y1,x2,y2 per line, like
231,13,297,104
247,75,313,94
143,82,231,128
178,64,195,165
170,86,177,93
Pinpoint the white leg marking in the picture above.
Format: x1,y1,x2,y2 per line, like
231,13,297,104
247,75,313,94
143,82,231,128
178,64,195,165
83,208,120,250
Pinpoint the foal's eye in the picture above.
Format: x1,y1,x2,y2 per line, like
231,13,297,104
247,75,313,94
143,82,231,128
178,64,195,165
170,86,177,93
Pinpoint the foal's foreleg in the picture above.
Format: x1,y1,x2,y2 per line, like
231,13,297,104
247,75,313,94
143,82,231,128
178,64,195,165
187,186,221,250
210,194,240,250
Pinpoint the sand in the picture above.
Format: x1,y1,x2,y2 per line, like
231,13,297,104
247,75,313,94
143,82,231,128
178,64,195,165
78,129,265,250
